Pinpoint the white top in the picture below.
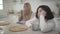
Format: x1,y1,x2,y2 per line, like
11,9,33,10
19,11,35,24
25,15,55,32
21,11,35,21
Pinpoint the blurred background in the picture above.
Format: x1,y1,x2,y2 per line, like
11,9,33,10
0,0,60,17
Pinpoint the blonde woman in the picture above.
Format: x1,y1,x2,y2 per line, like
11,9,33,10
18,3,35,24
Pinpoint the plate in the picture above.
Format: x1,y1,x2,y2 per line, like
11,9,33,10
9,25,27,32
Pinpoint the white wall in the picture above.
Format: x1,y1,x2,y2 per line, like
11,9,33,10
27,0,60,15
0,0,60,17
13,0,60,15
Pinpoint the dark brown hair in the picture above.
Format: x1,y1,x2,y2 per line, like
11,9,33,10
36,5,54,20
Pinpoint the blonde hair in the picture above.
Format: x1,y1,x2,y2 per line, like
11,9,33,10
24,3,31,11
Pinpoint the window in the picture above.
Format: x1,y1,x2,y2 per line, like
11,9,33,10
0,0,3,10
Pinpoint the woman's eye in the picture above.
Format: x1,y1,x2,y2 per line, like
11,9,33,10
39,11,42,12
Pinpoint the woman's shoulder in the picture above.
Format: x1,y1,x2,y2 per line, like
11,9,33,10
47,18,55,28
47,18,55,23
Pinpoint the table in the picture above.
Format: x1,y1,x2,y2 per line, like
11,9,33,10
0,14,59,34
4,23,58,34
0,21,10,34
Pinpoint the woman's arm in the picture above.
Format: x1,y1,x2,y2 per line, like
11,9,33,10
19,15,23,21
40,15,55,32
18,11,23,21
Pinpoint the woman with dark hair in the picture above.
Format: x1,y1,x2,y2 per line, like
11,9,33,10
25,5,56,32
36,5,54,20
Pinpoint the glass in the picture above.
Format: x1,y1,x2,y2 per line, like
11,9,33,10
32,21,40,31
0,26,5,34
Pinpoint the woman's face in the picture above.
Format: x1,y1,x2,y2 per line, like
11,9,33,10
24,5,30,14
24,5,30,11
38,8,46,17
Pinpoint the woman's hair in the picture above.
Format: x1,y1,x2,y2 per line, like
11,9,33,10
24,3,31,11
36,5,54,20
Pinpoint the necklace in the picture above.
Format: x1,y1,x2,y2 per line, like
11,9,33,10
25,12,32,20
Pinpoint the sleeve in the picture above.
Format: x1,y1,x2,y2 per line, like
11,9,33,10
25,17,36,28
40,15,55,32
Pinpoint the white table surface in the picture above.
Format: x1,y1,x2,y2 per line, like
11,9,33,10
3,23,59,34
0,14,59,34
